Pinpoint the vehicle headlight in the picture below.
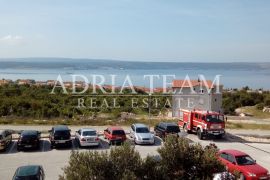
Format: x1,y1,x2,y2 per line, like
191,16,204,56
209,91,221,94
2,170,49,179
136,135,141,140
248,172,256,177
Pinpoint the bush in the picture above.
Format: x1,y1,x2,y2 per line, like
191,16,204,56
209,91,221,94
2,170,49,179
256,103,264,110
59,136,225,180
157,136,225,179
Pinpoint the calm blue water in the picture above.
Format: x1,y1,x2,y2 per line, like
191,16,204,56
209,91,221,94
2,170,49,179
0,58,270,89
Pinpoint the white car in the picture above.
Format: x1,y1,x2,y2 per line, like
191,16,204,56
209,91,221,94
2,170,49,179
130,123,155,145
75,128,100,147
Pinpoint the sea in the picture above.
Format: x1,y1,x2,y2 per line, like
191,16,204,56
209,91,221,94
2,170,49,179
0,58,270,89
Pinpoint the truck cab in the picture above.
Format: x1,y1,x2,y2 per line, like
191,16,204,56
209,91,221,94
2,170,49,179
178,109,225,140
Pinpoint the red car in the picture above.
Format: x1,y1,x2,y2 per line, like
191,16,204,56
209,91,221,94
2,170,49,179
104,126,126,145
218,149,269,180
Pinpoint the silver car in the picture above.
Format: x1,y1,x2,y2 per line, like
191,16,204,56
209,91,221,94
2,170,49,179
75,128,100,147
0,129,12,151
130,123,155,145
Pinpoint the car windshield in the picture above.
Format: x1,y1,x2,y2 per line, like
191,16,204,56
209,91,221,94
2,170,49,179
21,131,37,136
112,130,125,135
21,135,37,139
16,166,39,177
136,127,149,133
166,125,180,133
55,131,70,136
82,131,96,136
206,115,224,123
236,155,255,165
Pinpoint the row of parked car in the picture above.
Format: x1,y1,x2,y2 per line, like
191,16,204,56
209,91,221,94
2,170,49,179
1,123,270,180
0,122,181,151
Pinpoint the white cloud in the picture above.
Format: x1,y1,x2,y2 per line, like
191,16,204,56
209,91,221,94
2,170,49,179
0,35,24,45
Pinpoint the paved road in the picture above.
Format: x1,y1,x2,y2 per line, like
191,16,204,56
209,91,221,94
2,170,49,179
0,125,269,180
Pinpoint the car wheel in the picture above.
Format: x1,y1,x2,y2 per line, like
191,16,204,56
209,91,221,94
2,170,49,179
3,142,7,151
215,134,223,139
36,143,40,150
183,124,191,134
197,129,203,140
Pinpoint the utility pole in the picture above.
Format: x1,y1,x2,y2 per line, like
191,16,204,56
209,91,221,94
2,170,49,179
148,93,152,127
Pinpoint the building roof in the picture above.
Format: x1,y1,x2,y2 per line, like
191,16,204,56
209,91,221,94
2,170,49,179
172,80,215,88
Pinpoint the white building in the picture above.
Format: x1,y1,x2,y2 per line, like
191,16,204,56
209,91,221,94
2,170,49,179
172,79,223,117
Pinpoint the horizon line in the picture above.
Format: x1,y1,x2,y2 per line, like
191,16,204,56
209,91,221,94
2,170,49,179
0,57,270,63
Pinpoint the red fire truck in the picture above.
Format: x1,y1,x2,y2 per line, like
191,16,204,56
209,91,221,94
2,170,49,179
178,109,225,140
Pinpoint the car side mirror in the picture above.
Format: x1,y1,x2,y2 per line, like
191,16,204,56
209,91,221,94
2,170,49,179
254,160,256,163
38,131,41,135
75,131,78,133
232,162,236,165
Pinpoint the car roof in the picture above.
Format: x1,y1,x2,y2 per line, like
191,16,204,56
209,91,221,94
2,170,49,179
160,122,178,127
21,130,38,135
109,126,124,131
80,128,96,132
16,165,40,176
165,122,178,126
53,125,69,131
220,149,247,156
133,123,148,128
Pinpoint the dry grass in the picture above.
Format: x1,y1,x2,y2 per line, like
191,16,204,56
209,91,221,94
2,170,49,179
226,122,270,130
239,106,270,119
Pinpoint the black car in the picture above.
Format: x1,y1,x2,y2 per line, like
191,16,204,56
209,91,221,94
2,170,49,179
17,130,41,151
49,125,72,148
154,122,180,139
13,165,45,180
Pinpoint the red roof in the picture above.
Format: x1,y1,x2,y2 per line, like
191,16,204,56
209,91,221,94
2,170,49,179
220,149,247,156
172,80,215,88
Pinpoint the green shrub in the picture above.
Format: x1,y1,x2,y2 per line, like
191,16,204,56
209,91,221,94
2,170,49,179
256,103,264,110
59,136,225,180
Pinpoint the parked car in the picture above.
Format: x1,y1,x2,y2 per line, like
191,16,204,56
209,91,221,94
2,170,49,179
49,125,72,148
13,165,45,180
130,123,155,145
218,149,270,180
154,122,180,139
75,128,100,147
104,126,126,145
0,129,12,152
17,130,41,151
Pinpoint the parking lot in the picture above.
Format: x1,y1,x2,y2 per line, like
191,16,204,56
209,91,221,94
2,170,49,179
0,125,270,180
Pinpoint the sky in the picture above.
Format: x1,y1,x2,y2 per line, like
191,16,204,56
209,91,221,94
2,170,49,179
0,0,270,62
